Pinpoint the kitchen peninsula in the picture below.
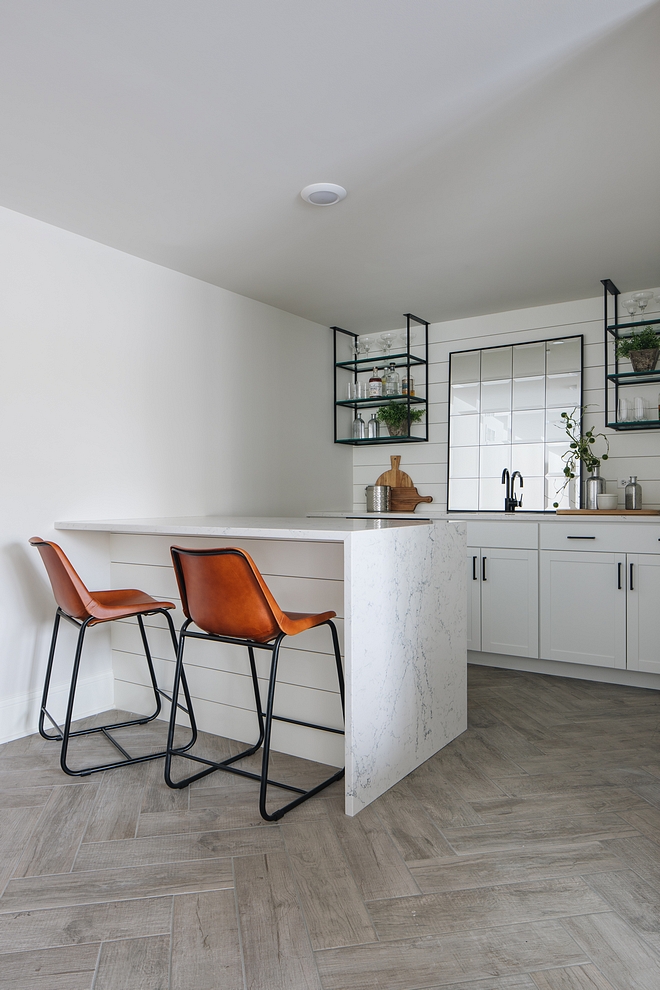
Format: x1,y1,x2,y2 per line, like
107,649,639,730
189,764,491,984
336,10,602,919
55,515,466,815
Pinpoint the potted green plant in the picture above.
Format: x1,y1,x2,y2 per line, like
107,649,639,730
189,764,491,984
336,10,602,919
616,325,660,372
552,407,610,509
376,403,424,437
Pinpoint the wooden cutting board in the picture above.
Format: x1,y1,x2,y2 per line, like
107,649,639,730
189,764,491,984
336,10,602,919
375,455,413,488
390,487,433,511
375,456,433,511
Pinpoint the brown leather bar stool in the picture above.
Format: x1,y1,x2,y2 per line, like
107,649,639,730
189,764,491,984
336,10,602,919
30,538,196,776
165,545,345,821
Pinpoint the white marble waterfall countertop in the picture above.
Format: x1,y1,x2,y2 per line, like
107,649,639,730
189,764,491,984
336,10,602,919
55,515,433,541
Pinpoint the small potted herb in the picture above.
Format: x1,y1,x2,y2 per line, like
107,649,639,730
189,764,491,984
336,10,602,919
616,325,660,372
377,403,424,437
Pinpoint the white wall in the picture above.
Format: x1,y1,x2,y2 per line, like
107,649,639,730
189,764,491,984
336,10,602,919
354,291,660,511
0,205,351,743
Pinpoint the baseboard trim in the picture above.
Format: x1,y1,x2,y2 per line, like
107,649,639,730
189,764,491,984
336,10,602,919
0,672,115,746
469,651,660,691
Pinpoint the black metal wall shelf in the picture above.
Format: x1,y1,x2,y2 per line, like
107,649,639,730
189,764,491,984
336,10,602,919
603,279,660,431
332,315,429,446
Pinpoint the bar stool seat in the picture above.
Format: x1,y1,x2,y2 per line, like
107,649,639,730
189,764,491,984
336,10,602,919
29,537,197,776
165,545,345,821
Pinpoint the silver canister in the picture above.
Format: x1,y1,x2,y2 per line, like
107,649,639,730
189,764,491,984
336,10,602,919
625,475,643,509
365,485,391,512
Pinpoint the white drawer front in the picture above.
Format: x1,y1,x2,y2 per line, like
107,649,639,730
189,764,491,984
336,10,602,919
466,521,538,550
540,522,660,553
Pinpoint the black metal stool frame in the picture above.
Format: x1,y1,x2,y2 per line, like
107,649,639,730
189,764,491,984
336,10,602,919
40,605,197,776
164,617,345,822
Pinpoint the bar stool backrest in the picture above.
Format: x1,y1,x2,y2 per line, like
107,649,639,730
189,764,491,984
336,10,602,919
30,538,94,621
171,546,284,642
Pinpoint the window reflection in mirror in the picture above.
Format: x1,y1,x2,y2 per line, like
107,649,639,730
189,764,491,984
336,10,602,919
448,336,583,512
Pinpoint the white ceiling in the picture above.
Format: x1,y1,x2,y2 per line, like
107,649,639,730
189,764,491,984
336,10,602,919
0,0,658,331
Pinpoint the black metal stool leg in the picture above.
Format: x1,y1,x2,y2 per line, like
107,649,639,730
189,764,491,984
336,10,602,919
39,609,64,741
59,617,93,775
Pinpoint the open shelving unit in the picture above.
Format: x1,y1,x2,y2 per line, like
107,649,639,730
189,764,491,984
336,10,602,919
603,278,660,431
332,313,429,445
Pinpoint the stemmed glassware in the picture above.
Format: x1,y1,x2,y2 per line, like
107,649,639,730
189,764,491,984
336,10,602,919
380,332,396,356
623,297,639,320
632,291,654,314
358,336,372,360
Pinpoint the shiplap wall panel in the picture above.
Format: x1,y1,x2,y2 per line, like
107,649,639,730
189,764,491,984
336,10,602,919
354,293,660,511
109,534,345,765
114,681,344,767
110,534,344,579
113,622,341,691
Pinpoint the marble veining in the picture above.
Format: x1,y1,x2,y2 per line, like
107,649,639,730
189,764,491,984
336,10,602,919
344,520,466,814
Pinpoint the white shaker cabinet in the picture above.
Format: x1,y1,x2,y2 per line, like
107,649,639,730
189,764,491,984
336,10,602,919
626,553,660,675
539,550,627,668
468,547,538,658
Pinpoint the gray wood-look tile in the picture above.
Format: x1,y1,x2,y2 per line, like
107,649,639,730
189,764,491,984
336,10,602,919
470,787,648,823
368,878,609,940
0,786,53,809
409,843,624,894
530,965,617,989
584,870,660,948
13,783,99,878
282,820,376,949
74,824,283,871
418,746,507,801
440,815,638,854
406,767,485,828
235,851,322,990
371,780,457,861
314,921,588,990
83,775,145,842
171,890,243,990
602,835,660,891
0,896,172,953
0,807,43,891
560,912,660,990
620,804,660,843
93,935,170,990
0,942,99,990
3,667,660,986
452,729,529,779
323,795,419,901
0,859,234,912
423,978,538,990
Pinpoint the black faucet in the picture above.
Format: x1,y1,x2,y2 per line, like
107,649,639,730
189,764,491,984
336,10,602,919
502,468,524,512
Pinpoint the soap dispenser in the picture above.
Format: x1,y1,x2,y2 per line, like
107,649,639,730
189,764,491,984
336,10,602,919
625,476,642,510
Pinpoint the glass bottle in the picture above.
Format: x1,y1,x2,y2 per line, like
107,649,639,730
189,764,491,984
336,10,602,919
367,413,380,439
401,375,415,396
384,362,400,396
625,475,642,510
368,366,383,398
352,413,365,440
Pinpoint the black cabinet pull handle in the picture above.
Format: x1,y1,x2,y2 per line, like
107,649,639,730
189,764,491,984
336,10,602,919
482,556,487,581
567,536,596,540
630,562,634,591
618,562,622,590
472,556,478,581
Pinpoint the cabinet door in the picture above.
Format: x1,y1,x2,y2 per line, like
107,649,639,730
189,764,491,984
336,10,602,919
627,553,660,674
540,550,626,668
467,548,481,652
481,548,538,658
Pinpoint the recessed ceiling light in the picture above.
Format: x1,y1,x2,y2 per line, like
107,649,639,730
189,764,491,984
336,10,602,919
301,183,347,206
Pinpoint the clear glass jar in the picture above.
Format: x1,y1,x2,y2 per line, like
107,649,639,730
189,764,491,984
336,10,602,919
367,413,380,438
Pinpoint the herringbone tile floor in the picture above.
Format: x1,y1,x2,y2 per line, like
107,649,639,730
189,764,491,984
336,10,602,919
2,664,660,988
